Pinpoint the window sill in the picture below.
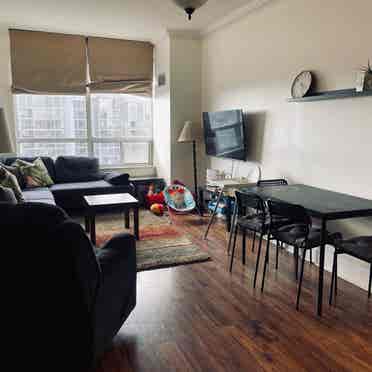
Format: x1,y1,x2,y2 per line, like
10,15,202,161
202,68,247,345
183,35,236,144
101,165,156,178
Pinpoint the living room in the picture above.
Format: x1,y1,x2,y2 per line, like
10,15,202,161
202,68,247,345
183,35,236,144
1,0,371,371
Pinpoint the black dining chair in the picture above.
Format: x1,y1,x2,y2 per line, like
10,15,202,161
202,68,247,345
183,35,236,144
261,200,335,310
229,191,266,288
330,236,372,304
256,178,292,264
229,191,291,288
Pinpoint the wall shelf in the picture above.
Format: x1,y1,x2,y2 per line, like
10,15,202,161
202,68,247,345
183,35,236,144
287,88,372,103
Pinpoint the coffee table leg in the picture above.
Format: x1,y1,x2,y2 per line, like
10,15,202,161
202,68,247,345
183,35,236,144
85,216,90,233
90,214,96,246
125,210,130,229
133,207,139,240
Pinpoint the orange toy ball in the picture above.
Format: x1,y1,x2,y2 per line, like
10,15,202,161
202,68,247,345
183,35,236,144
150,203,164,216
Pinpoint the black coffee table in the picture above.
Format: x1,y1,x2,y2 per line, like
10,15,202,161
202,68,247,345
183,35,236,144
84,193,140,245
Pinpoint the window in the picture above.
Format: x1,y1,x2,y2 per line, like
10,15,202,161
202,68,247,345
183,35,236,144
14,93,153,167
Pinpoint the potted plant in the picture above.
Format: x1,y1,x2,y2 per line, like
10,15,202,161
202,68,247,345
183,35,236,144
357,60,372,91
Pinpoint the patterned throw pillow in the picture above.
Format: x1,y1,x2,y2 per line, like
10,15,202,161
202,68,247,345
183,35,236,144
3,165,27,189
12,158,54,188
0,166,24,203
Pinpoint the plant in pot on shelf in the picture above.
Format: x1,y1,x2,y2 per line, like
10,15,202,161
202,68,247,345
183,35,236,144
357,60,372,92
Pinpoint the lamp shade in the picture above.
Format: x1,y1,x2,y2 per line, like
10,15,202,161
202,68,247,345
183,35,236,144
0,108,15,154
178,121,196,143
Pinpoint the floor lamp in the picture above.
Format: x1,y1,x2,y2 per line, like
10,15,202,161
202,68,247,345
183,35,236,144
177,121,200,211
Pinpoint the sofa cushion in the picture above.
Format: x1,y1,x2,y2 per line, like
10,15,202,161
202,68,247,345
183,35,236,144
22,187,56,205
51,180,118,194
50,180,135,211
4,157,56,182
55,156,104,183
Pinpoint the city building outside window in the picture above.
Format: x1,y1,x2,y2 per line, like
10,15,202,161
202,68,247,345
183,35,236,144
14,93,153,168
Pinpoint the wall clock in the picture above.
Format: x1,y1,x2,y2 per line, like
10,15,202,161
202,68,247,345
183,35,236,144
291,71,313,99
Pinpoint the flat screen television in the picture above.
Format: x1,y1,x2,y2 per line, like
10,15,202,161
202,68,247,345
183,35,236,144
203,109,247,160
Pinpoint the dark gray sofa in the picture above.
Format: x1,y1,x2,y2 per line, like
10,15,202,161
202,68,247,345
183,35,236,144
1,156,135,211
1,202,136,371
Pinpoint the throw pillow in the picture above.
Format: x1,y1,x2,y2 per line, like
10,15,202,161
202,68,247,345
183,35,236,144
0,185,18,205
12,158,54,188
0,166,24,202
3,165,27,189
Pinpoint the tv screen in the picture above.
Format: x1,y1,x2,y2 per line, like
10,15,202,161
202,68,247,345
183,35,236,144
203,109,247,160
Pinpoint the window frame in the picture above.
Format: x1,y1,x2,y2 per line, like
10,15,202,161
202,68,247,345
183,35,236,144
14,91,154,169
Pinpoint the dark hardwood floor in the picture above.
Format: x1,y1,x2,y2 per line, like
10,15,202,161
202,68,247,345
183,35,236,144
95,213,372,372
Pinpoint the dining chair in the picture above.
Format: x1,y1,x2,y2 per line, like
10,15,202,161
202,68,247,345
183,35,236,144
229,191,266,288
330,236,372,304
229,191,291,288
256,178,293,263
261,200,335,310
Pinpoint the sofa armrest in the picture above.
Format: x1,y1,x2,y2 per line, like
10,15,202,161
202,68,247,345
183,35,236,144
104,172,130,186
94,233,137,357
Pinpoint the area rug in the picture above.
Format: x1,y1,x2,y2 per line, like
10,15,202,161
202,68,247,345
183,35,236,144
89,210,211,272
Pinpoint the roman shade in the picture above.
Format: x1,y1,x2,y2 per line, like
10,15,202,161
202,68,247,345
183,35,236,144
10,29,87,94
87,37,154,95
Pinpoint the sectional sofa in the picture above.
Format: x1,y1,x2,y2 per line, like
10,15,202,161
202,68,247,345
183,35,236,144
0,155,135,212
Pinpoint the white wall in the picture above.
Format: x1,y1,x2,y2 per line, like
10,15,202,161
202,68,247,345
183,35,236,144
169,32,203,189
154,34,172,184
202,0,372,290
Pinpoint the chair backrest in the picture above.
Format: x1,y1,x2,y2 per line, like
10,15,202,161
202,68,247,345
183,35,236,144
235,190,266,217
267,199,311,234
257,179,288,187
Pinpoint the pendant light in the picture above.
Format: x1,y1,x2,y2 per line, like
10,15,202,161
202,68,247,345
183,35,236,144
173,0,209,20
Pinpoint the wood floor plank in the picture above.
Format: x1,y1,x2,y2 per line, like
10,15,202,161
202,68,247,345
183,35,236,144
96,213,372,372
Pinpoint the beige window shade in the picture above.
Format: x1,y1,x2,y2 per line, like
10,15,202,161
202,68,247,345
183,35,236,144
87,37,154,95
10,29,87,94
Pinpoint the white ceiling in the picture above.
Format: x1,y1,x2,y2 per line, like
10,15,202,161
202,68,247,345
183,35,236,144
0,0,250,42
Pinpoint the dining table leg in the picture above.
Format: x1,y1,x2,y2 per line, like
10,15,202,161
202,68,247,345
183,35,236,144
317,218,327,316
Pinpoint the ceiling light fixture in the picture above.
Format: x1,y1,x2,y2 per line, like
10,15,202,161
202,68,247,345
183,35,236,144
173,0,209,20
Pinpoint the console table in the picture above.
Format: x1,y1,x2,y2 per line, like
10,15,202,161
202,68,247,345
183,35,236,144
203,179,256,240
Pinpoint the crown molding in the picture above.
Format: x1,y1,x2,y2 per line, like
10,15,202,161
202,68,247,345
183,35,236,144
201,0,274,37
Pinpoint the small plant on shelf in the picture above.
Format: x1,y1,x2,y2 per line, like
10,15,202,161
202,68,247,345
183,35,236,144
360,60,372,91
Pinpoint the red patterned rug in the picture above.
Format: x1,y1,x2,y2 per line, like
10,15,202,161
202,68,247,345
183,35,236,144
90,211,211,272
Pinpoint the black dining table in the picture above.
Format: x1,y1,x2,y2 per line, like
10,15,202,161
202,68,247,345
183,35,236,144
239,184,372,316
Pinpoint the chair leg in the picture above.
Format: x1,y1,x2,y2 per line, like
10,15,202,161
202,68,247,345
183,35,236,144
253,233,264,288
242,230,246,266
310,249,313,264
296,250,307,311
334,252,338,296
294,246,299,281
276,240,280,270
368,264,371,298
252,232,256,252
261,236,271,292
229,225,239,273
329,252,337,305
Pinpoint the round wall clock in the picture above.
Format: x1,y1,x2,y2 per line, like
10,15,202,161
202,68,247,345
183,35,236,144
291,71,313,99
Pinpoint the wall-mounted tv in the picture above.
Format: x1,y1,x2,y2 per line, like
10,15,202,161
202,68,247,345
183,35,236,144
203,109,247,160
